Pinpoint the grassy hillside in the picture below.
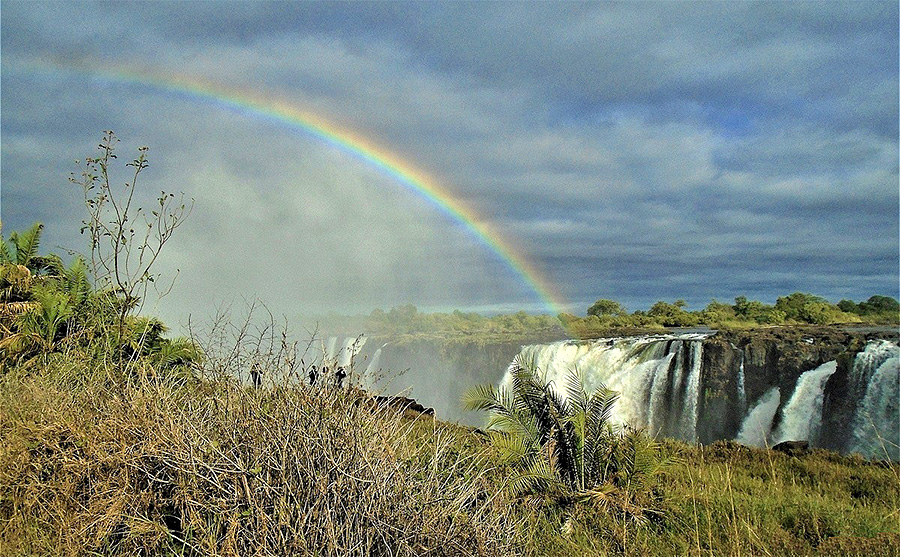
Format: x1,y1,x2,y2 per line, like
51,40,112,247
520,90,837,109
2,356,898,556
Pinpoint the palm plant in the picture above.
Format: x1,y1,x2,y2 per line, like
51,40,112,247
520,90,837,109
463,355,667,521
0,223,71,331
0,264,38,328
1,222,64,276
0,284,75,363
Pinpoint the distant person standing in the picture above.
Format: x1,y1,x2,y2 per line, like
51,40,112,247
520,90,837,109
250,363,262,388
308,364,318,386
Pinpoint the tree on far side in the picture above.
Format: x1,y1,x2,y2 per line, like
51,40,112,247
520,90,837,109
858,295,900,315
587,299,626,317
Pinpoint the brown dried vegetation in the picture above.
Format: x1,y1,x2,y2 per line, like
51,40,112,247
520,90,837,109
0,364,521,556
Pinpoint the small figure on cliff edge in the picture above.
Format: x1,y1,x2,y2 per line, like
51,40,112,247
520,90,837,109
250,363,262,388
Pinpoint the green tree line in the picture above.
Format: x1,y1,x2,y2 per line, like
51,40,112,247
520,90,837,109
558,292,899,337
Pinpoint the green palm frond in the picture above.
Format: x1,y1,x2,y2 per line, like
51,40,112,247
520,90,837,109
462,383,503,412
464,350,667,513
9,223,43,268
153,337,202,368
0,223,10,264
29,253,66,277
63,256,93,308
487,407,540,440
490,430,538,465
564,366,589,413
507,454,566,498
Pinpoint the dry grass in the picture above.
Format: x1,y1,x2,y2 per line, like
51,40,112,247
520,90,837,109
0,360,521,556
2,353,898,556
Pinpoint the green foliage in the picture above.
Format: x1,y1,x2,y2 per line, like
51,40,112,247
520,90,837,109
647,299,699,327
859,295,900,314
331,305,564,336
587,299,626,317
700,299,736,323
464,356,666,522
775,292,828,321
0,222,199,376
567,291,895,337
329,291,895,342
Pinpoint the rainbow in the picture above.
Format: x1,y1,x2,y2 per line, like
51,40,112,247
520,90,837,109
13,58,569,315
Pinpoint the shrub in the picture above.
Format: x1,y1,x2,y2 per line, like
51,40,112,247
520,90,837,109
0,367,520,556
463,356,667,522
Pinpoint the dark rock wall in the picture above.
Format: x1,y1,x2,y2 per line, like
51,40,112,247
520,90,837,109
697,338,742,444
697,328,884,446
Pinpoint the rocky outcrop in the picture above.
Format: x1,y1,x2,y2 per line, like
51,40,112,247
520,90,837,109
773,440,809,454
697,327,895,445
372,394,435,417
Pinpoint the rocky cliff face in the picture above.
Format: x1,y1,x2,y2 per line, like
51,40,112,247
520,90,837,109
697,328,873,444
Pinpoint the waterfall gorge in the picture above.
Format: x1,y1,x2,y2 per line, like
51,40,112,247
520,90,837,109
331,330,897,458
499,334,898,459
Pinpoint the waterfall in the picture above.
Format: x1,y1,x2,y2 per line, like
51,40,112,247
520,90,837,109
680,341,703,441
506,335,707,441
495,335,897,453
849,341,900,460
736,387,781,448
336,335,366,368
364,346,383,377
772,361,838,445
361,345,386,390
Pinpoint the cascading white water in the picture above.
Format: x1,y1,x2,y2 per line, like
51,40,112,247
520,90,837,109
361,345,387,390
736,387,781,448
772,361,838,445
849,340,897,391
645,346,677,437
506,335,707,441
501,335,897,453
680,341,703,441
317,335,368,385
364,347,383,377
849,341,899,460
336,335,366,368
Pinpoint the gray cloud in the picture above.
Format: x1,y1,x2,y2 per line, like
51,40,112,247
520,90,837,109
2,1,897,327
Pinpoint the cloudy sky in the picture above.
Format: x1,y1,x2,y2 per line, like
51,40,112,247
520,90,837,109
2,1,898,328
